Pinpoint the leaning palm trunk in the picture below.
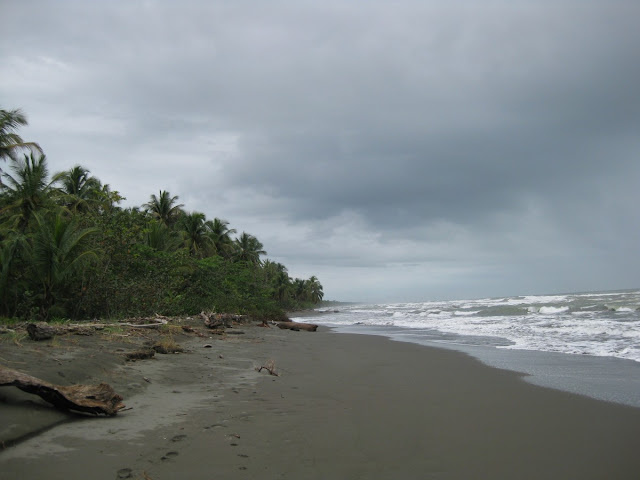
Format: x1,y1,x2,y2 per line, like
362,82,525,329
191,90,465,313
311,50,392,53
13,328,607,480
0,365,124,416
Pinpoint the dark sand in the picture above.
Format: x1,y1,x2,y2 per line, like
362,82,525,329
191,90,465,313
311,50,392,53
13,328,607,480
1,321,639,479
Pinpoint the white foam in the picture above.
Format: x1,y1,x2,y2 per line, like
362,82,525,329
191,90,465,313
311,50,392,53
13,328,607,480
538,306,570,314
314,290,640,362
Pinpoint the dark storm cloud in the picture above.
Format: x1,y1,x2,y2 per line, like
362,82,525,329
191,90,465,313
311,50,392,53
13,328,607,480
2,1,639,300
211,1,640,235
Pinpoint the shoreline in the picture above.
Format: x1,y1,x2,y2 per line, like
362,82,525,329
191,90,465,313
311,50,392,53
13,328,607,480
2,321,640,479
325,324,640,408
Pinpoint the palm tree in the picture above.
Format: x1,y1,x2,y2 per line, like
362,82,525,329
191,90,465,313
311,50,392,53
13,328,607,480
144,190,184,227
0,108,42,163
53,165,102,212
232,232,266,265
206,217,236,258
262,260,291,301
275,270,291,302
179,211,213,257
307,275,324,303
27,212,98,320
293,278,309,301
144,220,180,252
0,153,53,231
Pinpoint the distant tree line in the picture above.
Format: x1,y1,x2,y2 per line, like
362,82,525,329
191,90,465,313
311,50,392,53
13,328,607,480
0,107,323,321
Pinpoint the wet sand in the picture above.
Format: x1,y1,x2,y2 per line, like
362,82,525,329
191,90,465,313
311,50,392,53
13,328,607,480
1,322,639,479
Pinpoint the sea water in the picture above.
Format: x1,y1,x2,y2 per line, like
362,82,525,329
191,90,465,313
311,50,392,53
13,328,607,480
295,289,640,408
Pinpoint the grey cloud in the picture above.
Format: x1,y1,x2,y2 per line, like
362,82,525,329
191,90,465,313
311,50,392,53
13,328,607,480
2,1,639,300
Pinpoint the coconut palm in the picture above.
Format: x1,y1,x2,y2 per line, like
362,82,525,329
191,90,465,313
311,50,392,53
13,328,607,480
307,275,324,303
292,278,309,301
232,232,266,265
0,153,53,231
275,270,292,302
0,108,42,163
262,260,291,301
179,211,213,257
27,212,98,320
206,217,236,258
53,165,102,212
144,190,184,227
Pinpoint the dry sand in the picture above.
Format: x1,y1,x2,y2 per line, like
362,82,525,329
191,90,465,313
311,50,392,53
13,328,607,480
1,319,639,479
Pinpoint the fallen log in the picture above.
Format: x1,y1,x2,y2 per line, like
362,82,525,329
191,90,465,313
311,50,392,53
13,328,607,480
0,365,125,416
276,321,318,332
25,317,167,341
200,312,247,329
118,316,168,329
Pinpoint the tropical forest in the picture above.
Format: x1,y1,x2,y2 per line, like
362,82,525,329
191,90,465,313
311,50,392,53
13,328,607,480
0,107,324,322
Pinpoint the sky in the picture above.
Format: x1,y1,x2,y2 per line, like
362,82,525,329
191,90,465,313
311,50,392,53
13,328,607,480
2,1,640,303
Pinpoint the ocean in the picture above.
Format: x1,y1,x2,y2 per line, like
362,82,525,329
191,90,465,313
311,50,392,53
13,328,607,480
293,289,640,408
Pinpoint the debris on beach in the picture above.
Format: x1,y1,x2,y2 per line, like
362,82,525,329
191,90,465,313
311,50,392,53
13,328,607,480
0,365,125,416
200,311,247,330
256,359,279,376
125,348,156,361
26,322,93,341
276,321,318,332
25,315,172,342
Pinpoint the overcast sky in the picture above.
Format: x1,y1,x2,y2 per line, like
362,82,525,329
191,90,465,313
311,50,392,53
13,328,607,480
2,1,639,302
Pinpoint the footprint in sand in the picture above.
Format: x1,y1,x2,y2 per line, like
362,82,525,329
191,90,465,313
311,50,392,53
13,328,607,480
171,434,187,442
161,451,179,461
116,468,133,478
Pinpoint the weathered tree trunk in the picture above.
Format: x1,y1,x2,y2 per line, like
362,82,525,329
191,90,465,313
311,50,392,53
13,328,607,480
276,321,318,332
200,312,247,329
0,365,125,416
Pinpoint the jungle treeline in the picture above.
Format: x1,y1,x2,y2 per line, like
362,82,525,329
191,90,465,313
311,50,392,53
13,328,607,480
0,107,323,321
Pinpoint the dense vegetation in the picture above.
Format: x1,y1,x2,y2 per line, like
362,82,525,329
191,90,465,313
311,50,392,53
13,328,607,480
0,107,323,321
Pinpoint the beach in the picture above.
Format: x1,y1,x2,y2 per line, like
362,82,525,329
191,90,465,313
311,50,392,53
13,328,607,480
1,320,639,479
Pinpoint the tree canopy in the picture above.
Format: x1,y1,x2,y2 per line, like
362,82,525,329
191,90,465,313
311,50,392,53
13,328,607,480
0,106,324,321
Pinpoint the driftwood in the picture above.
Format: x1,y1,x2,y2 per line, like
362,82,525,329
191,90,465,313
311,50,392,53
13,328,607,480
26,316,170,341
256,359,279,376
0,365,125,416
26,322,93,341
118,316,169,329
181,325,206,337
200,312,247,329
276,321,318,332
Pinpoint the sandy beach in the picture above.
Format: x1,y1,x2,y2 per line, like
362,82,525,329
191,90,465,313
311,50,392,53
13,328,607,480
1,319,639,479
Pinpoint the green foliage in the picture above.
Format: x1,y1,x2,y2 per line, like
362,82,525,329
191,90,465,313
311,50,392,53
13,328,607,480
52,165,103,213
144,190,184,226
0,106,325,321
26,211,98,320
179,211,214,257
0,152,53,231
233,231,266,265
0,108,42,162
